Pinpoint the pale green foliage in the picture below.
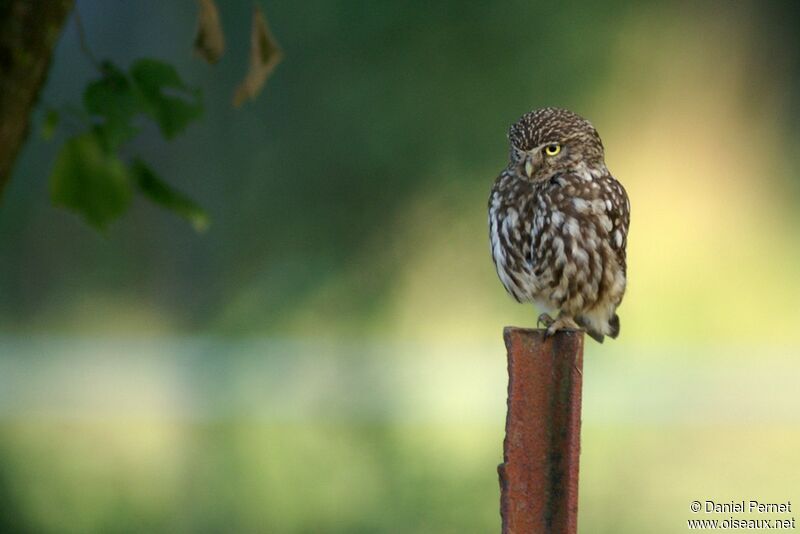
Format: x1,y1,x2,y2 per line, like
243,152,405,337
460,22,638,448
50,133,131,230
131,158,209,232
47,58,206,230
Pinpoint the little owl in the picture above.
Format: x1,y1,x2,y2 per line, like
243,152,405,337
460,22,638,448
488,107,630,342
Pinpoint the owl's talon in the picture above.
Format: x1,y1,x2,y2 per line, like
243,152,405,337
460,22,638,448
537,313,554,329
543,315,581,337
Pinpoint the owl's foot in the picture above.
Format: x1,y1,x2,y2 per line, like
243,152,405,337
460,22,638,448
544,315,581,338
537,313,555,329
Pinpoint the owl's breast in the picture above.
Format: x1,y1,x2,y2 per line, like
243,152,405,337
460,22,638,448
529,172,628,314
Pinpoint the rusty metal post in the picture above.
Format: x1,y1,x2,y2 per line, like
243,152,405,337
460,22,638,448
498,327,585,534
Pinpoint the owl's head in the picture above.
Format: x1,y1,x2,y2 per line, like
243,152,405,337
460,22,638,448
507,107,605,182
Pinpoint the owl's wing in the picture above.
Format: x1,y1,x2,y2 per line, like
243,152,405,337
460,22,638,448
599,173,630,271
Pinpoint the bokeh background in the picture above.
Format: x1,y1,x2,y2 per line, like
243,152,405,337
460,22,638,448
2,1,800,532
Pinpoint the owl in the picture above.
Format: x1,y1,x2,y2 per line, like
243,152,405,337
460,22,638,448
488,107,630,343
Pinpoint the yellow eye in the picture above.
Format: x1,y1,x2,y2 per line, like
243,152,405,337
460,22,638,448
544,144,561,156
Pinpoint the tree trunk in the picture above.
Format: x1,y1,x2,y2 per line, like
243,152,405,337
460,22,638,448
0,0,74,198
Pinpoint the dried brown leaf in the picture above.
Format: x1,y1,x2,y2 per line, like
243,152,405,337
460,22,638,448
233,4,283,107
194,0,225,64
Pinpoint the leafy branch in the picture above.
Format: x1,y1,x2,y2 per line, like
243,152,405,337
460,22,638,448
46,58,207,231
41,1,282,232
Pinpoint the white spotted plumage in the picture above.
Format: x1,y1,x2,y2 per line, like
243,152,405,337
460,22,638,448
488,107,630,342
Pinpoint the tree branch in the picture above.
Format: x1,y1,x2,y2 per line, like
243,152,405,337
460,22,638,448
0,0,74,198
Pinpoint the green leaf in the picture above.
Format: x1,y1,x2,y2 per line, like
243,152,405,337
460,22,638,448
131,158,209,232
83,62,141,150
130,58,203,139
50,133,132,230
41,109,59,140
84,63,139,121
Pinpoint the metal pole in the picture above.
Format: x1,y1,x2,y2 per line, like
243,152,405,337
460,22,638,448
498,327,585,534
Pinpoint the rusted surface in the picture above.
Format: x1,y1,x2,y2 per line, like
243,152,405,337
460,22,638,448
498,327,584,534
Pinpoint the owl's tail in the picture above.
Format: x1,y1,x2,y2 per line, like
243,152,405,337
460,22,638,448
580,313,620,344
585,329,605,344
608,313,620,338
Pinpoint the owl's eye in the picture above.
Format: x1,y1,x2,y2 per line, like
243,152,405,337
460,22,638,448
544,144,561,156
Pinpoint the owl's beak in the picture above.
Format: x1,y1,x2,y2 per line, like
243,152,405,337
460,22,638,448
524,160,534,178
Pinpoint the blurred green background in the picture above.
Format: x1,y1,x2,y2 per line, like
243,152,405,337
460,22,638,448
2,1,800,532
